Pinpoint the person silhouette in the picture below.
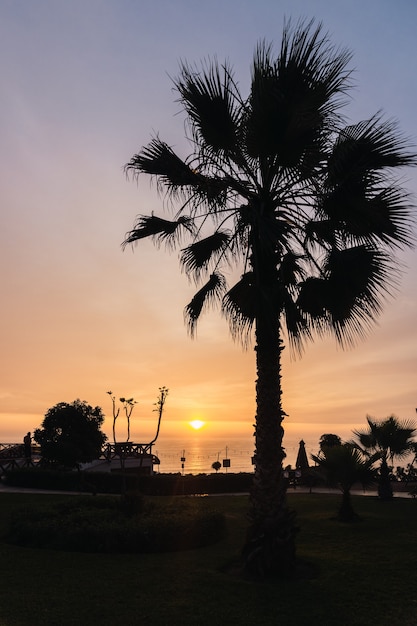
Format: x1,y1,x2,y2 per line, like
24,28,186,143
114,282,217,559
23,432,32,459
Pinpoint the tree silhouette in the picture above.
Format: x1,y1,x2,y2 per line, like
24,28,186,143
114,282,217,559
123,20,415,576
34,399,107,469
312,443,377,521
353,415,416,499
107,392,137,443
319,433,342,452
150,386,168,445
212,460,221,473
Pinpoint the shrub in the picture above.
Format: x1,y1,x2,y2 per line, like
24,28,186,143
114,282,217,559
4,468,254,495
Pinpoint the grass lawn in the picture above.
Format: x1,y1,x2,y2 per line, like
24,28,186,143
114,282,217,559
0,491,416,625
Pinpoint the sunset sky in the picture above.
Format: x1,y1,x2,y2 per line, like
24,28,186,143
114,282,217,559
1,0,416,451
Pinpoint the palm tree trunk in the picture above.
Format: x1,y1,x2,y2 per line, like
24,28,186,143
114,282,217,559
338,489,357,522
252,316,286,517
378,456,393,500
243,304,296,577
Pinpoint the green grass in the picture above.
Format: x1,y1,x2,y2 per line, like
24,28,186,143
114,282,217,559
6,494,225,553
0,492,416,625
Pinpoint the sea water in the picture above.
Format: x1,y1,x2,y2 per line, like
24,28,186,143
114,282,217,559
152,435,317,474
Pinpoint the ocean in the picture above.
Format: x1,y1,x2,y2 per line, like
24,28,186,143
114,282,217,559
152,434,315,474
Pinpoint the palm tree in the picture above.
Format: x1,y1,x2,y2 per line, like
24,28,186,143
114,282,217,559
123,20,415,576
311,443,377,521
353,415,416,500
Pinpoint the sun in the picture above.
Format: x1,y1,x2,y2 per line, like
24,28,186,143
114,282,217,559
189,420,205,430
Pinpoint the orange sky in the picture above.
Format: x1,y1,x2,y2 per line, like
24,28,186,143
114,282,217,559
1,1,416,450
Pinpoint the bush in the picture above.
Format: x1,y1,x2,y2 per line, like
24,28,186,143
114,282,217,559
4,468,254,495
5,495,226,554
4,468,125,493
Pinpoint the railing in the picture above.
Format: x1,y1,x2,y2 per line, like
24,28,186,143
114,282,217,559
0,442,159,474
0,443,37,474
0,443,26,459
103,442,155,460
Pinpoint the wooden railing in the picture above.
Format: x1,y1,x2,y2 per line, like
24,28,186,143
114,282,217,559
0,443,26,459
0,442,160,474
102,442,156,460
0,443,37,474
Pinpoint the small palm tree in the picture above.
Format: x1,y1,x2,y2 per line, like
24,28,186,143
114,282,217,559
312,443,377,521
353,415,416,500
123,20,415,576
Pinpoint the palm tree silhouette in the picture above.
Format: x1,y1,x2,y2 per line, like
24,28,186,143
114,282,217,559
312,443,377,521
353,415,416,500
123,20,415,576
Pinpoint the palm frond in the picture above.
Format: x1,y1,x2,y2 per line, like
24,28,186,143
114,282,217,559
328,117,416,185
296,246,398,346
122,214,195,249
279,252,306,290
325,246,393,320
296,276,329,318
184,272,227,337
125,138,200,188
327,247,394,345
125,138,229,205
175,59,241,155
319,184,415,249
221,273,256,346
281,291,312,355
352,428,376,451
245,21,351,164
359,186,415,248
312,443,377,491
180,230,232,281
353,415,416,461
318,116,416,251
304,219,337,247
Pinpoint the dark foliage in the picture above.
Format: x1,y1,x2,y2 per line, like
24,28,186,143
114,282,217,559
319,434,342,451
34,399,107,469
4,468,254,495
353,415,416,500
312,443,377,521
